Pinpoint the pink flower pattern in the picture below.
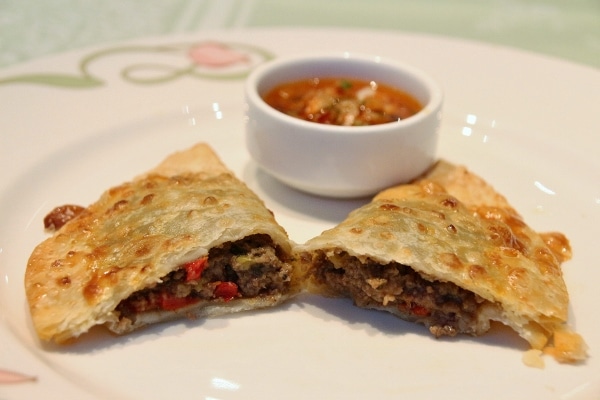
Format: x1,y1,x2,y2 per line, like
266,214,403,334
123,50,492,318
188,42,250,68
0,368,36,384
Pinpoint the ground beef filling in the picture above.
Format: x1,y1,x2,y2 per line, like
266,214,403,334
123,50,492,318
116,234,292,318
313,250,487,337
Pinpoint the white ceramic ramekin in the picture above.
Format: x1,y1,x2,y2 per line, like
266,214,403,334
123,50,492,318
245,52,443,198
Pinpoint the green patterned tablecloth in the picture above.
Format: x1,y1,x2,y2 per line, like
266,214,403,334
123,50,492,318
1,0,599,69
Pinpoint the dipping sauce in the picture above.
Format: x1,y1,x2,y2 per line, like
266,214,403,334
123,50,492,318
262,77,423,126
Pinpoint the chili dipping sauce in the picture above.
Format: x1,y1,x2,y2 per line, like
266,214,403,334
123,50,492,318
262,77,422,126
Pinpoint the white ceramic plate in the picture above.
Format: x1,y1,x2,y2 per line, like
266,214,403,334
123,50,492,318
1,29,598,400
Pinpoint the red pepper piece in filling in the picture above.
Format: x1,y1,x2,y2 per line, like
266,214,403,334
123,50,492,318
159,293,199,311
409,303,430,317
398,301,430,317
214,282,239,301
184,257,208,282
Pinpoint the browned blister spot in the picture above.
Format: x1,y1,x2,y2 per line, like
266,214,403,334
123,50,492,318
140,193,155,205
110,200,129,212
429,210,446,220
541,232,572,262
380,231,395,240
440,253,462,269
416,223,428,234
90,245,109,260
58,276,71,286
379,203,400,211
446,224,457,234
83,278,102,304
203,196,218,205
468,264,486,279
143,180,158,189
134,243,151,257
501,247,520,258
83,267,121,304
441,197,458,208
103,267,120,284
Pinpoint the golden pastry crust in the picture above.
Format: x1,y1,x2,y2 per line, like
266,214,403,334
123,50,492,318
408,159,514,210
301,160,586,362
25,143,297,343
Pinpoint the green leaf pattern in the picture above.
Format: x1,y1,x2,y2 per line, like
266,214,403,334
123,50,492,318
0,41,273,88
